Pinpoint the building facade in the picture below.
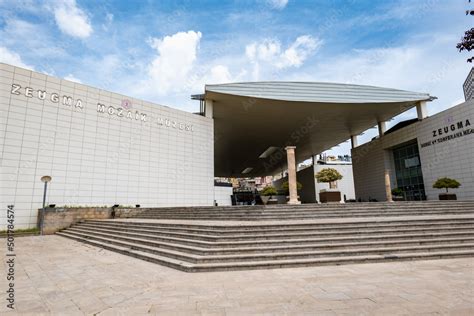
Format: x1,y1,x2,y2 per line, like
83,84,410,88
464,67,474,101
0,63,214,229
352,100,474,201
2,62,472,229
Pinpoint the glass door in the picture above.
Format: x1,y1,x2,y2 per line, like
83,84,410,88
392,141,426,201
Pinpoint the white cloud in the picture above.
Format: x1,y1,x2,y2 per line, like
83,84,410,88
53,0,92,39
144,30,202,95
202,65,233,84
132,31,250,109
266,0,288,10
245,35,322,79
64,73,82,83
0,46,34,70
279,35,321,68
131,32,321,108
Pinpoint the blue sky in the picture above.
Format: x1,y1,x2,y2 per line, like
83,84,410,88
0,0,472,155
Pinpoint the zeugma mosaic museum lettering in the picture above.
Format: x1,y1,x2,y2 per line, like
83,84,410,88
10,83,194,132
420,116,473,148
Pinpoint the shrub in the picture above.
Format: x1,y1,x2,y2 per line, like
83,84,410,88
433,177,461,193
260,186,278,196
391,188,404,196
281,181,303,193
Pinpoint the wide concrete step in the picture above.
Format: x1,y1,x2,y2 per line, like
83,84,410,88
62,228,474,255
134,210,474,220
133,204,474,212
57,231,474,271
135,207,474,215
75,222,474,241
86,217,474,230
66,226,474,249
57,203,474,272
137,207,474,214
79,220,474,236
136,205,474,213
70,223,474,242
57,230,474,263
130,202,474,213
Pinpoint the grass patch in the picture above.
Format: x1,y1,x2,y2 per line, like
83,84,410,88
0,227,40,234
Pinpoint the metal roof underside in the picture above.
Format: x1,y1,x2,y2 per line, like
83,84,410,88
204,82,433,177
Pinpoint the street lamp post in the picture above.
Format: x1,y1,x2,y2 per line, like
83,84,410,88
40,176,52,235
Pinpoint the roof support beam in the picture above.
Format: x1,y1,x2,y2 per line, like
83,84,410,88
350,135,358,149
416,101,428,120
205,99,213,118
378,121,387,137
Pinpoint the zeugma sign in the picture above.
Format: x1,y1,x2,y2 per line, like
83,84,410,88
11,84,83,109
421,117,473,148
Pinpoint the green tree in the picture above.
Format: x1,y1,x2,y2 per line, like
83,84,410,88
315,168,343,189
432,177,461,193
456,1,474,62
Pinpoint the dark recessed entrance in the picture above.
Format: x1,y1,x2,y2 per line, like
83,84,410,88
392,140,426,201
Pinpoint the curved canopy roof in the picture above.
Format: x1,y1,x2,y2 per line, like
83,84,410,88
202,81,434,177
206,82,433,104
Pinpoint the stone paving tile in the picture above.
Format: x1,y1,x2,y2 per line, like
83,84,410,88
0,235,473,315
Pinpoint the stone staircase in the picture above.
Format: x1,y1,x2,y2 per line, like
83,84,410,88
56,202,474,272
127,201,474,220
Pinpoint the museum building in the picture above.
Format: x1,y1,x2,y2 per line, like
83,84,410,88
1,63,473,229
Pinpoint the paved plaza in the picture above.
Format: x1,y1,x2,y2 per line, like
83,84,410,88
1,235,473,315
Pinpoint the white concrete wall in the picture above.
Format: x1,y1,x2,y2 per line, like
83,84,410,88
314,163,355,201
0,63,214,229
352,100,474,201
214,186,233,206
273,166,317,203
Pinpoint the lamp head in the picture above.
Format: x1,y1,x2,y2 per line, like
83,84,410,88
41,176,52,183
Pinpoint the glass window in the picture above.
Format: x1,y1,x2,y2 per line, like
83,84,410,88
392,141,425,201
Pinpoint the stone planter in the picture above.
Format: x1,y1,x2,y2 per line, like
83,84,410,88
319,190,341,203
268,197,279,205
393,195,405,201
261,196,271,205
439,193,457,200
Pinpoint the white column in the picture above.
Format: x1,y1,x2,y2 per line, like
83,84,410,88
350,135,358,148
416,101,428,120
285,146,300,204
384,169,393,202
205,99,213,118
378,121,387,137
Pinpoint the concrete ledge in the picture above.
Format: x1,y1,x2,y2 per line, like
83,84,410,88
38,207,145,234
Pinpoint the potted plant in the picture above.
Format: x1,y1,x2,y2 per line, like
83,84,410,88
315,168,343,203
260,186,278,205
433,177,461,200
391,187,405,201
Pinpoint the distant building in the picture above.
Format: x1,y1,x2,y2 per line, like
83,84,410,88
464,67,474,101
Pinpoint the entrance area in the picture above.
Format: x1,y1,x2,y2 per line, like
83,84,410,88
392,140,426,200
